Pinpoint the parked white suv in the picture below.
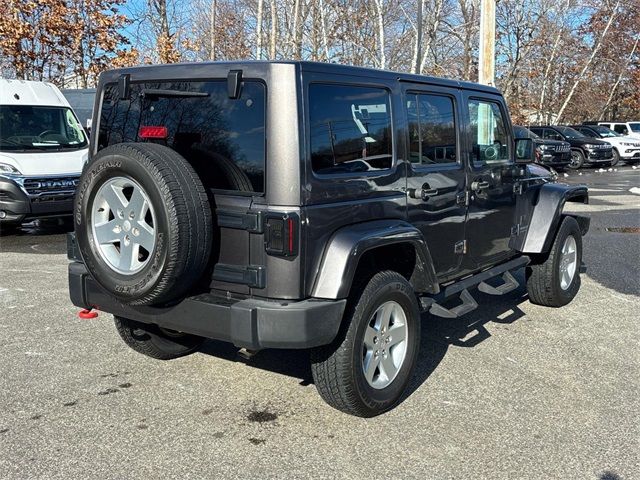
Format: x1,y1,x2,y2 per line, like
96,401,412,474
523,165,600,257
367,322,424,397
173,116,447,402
597,121,640,140
573,124,640,165
0,79,88,228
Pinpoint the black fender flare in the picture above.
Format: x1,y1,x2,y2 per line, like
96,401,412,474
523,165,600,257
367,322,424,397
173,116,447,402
311,219,439,299
520,183,589,254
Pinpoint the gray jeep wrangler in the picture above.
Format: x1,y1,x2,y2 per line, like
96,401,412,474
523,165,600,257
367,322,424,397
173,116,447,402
68,61,589,417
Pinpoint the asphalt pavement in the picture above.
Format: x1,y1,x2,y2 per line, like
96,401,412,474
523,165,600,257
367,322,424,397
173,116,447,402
1,165,639,479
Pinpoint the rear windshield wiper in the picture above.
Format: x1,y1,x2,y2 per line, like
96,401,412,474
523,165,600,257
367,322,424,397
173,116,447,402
141,89,210,99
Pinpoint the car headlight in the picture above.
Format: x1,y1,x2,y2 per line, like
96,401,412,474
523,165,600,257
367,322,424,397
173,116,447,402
0,163,21,174
583,144,597,149
621,142,634,146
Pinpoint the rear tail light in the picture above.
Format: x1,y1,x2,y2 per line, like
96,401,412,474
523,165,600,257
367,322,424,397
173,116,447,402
138,126,168,139
265,213,298,257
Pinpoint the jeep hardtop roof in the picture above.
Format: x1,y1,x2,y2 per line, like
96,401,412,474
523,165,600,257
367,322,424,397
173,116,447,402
97,60,501,95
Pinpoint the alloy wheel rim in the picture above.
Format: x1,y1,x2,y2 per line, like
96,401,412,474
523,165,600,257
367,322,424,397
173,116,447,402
91,176,156,275
559,235,577,290
570,152,580,167
361,301,409,390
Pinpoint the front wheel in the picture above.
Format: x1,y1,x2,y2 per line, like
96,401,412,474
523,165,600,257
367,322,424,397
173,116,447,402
569,150,585,169
611,148,620,166
310,271,421,417
526,216,582,307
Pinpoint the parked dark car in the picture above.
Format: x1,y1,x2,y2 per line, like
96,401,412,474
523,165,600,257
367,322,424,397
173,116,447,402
528,125,613,169
67,61,589,417
571,124,640,165
514,125,571,169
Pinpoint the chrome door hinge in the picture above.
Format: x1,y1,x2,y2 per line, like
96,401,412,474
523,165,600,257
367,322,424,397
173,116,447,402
454,240,467,254
456,191,468,206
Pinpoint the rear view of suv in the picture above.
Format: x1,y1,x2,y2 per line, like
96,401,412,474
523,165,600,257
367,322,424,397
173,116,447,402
529,125,613,169
68,62,589,416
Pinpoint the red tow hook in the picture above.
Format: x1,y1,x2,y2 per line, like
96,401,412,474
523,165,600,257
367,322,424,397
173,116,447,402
78,308,99,319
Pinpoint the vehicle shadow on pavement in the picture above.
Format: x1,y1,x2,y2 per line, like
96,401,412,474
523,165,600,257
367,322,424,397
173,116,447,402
0,220,71,254
198,270,530,397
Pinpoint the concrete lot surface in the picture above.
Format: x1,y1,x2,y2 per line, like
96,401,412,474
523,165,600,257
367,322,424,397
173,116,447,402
1,166,639,479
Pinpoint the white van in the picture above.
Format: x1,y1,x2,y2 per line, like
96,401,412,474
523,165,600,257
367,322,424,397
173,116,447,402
0,79,88,227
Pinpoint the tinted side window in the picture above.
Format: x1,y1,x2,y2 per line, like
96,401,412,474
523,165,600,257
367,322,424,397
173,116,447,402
99,80,266,193
468,99,510,164
407,93,457,165
309,84,392,174
613,124,628,134
544,129,563,141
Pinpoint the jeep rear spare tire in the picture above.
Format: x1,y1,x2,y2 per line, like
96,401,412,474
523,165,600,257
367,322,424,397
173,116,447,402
74,143,212,306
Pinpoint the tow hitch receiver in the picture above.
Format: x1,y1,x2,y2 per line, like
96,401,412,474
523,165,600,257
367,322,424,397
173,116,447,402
78,309,99,319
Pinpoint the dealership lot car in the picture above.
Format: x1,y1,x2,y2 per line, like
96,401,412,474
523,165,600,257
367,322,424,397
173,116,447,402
529,125,614,169
514,125,571,169
0,79,88,227
572,124,640,165
68,61,589,416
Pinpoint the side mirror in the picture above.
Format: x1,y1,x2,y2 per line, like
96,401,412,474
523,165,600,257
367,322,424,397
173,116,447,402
515,137,535,164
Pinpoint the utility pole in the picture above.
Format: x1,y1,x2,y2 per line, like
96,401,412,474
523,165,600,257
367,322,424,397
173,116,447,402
478,0,496,86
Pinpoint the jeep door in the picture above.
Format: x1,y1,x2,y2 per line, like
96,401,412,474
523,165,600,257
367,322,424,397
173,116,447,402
460,93,520,272
403,85,467,281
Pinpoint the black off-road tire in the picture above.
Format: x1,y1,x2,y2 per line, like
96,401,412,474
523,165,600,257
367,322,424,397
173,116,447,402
611,148,620,166
74,143,212,306
310,271,421,417
114,316,205,360
569,149,585,169
526,216,582,307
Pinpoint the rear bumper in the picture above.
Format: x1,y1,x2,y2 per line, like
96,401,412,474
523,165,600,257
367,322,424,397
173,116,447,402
0,176,75,222
68,260,346,350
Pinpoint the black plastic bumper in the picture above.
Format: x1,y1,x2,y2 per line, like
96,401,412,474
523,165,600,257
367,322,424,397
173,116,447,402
0,176,74,222
68,261,346,350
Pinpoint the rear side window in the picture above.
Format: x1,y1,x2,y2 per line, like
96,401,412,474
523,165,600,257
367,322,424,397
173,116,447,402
309,84,392,175
468,99,510,164
98,80,266,193
407,93,457,165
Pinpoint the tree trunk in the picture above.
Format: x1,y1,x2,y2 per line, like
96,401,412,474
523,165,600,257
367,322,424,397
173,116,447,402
412,0,423,74
270,0,277,59
375,0,386,69
256,0,264,60
210,0,216,60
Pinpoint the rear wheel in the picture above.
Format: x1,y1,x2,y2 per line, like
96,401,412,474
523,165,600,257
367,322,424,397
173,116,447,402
569,149,584,169
526,216,582,307
114,316,205,360
310,271,421,417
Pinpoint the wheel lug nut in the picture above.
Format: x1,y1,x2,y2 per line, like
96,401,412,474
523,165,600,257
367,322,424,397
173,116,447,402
373,337,378,344
132,227,139,236
114,225,121,233
129,211,135,219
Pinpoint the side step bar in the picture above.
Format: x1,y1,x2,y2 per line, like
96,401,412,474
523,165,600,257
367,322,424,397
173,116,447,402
421,256,529,319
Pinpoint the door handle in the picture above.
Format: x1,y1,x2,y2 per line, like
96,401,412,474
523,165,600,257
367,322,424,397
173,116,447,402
408,185,439,201
471,180,490,192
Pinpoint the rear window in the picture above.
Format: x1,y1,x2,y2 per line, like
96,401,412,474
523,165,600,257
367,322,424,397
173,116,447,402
98,80,266,193
309,84,393,175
